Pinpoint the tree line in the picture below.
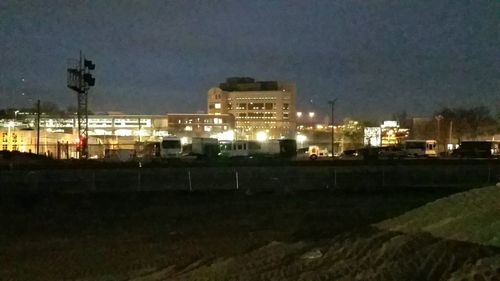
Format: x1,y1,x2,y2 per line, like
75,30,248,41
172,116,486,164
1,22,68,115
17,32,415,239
0,102,92,119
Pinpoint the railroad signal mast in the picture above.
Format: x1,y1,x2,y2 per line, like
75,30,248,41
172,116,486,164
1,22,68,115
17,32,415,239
67,51,95,159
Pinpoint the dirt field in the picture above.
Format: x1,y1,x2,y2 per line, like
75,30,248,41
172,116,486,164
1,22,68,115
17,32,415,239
1,188,499,280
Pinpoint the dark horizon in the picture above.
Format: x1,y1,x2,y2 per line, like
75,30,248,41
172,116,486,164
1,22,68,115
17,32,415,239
1,0,498,121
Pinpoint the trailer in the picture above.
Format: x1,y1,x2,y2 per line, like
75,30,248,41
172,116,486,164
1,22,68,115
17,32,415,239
190,137,220,159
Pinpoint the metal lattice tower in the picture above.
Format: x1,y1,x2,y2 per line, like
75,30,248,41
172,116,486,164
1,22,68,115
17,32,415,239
67,51,95,159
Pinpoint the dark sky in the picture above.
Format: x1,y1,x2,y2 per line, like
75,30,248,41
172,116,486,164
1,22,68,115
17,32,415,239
1,0,498,121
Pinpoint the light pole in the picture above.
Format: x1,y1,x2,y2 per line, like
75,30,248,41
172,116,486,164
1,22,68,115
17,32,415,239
435,115,443,153
328,99,338,157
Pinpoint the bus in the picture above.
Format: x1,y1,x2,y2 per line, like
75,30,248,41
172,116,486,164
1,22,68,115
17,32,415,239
218,140,260,158
160,136,182,159
403,140,437,157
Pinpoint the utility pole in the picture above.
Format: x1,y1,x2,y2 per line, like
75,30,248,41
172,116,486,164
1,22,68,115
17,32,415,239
328,98,338,157
448,120,453,153
435,115,443,153
67,51,95,159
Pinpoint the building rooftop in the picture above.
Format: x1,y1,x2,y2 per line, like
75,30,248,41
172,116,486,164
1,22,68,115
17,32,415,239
219,77,279,92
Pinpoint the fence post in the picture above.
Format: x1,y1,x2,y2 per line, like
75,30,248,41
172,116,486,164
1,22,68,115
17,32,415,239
235,170,239,190
188,169,192,192
334,168,337,189
487,166,491,184
91,171,96,191
382,166,386,187
137,169,141,192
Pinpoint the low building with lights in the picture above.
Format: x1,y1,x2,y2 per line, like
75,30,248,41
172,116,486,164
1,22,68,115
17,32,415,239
166,113,235,140
207,77,296,140
0,120,74,157
0,112,236,158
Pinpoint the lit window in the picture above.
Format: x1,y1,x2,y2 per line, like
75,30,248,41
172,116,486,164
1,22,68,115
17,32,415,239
215,103,221,109
185,126,193,131
204,126,212,132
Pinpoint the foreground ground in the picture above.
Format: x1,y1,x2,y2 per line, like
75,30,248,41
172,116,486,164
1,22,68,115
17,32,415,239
1,187,499,280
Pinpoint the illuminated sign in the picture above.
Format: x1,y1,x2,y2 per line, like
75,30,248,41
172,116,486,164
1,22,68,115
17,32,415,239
381,120,399,128
364,127,381,147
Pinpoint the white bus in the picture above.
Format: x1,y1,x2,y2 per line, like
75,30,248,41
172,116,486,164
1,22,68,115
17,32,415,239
160,136,182,159
403,140,437,157
218,140,260,158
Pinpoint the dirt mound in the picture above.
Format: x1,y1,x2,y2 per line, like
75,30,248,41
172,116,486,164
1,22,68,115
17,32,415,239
377,185,500,247
124,186,500,281
4,189,500,280
128,231,500,281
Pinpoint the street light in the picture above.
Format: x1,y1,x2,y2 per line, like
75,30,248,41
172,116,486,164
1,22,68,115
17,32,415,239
296,134,307,148
328,98,338,157
435,115,443,152
256,131,268,142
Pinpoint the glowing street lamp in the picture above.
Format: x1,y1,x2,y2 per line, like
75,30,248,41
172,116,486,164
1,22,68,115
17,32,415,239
308,112,315,118
256,131,268,142
296,134,307,148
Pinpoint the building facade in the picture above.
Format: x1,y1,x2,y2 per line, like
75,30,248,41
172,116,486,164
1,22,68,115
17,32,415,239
0,112,235,158
207,77,296,140
166,113,235,140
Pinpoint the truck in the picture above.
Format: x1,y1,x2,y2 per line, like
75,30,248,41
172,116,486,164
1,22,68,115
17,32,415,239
278,139,297,158
299,145,330,160
452,141,500,158
190,137,220,159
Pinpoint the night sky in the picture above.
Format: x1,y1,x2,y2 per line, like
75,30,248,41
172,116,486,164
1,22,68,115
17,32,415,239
1,0,498,121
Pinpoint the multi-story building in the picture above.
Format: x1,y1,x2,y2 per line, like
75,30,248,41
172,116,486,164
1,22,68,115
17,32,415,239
207,77,296,140
166,113,235,140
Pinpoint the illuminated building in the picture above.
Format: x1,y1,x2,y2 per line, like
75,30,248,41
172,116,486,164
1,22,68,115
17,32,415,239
207,77,296,140
0,112,235,158
0,120,74,157
166,113,235,139
380,121,409,146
